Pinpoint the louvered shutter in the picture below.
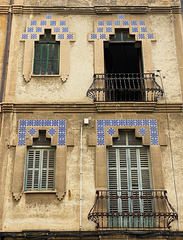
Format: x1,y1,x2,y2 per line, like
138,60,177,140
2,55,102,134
119,148,128,213
129,148,141,214
139,148,153,214
25,148,55,191
41,149,55,190
26,149,41,190
108,148,118,212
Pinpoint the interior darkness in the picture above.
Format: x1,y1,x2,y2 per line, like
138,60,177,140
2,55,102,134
104,42,142,73
33,130,51,146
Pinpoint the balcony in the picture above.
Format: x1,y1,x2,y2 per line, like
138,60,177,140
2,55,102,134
86,73,163,102
88,190,178,229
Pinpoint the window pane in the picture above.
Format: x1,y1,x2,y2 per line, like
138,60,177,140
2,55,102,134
41,61,47,75
42,44,47,60
34,61,41,75
35,44,41,59
53,60,59,74
48,60,53,75
53,44,59,59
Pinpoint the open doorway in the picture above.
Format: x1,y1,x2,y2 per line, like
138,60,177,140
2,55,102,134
104,29,144,101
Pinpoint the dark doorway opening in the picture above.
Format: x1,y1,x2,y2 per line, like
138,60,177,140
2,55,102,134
103,29,144,101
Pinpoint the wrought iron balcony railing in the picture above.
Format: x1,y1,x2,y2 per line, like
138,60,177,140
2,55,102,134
86,73,163,102
88,190,178,229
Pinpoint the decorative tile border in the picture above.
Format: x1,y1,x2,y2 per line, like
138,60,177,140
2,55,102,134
18,120,66,146
97,119,158,146
21,15,75,42
88,14,156,42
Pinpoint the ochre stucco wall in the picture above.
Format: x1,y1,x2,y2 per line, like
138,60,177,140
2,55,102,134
0,15,8,95
4,13,183,103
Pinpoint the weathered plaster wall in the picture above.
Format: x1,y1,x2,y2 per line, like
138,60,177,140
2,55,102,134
0,15,8,96
150,14,182,102
1,111,182,231
22,0,180,7
4,13,182,103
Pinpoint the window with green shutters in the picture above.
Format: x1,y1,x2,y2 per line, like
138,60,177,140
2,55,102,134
25,148,56,191
107,131,155,228
33,29,60,75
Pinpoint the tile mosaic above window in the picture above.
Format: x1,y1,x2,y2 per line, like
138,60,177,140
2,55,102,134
18,120,66,146
97,119,158,146
88,14,155,42
21,15,75,42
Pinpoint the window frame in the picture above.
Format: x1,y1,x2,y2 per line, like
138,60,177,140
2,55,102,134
24,146,56,192
33,37,60,76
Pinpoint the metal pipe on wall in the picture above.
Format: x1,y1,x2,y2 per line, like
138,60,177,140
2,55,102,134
80,124,83,231
0,0,13,102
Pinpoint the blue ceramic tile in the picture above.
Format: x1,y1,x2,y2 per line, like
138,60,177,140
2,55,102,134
114,21,120,26
46,14,52,19
50,21,56,26
22,34,28,39
106,27,112,33
138,34,145,39
100,34,106,39
54,27,60,32
139,20,145,26
148,33,155,39
138,127,148,136
31,34,37,39
106,20,112,26
27,27,34,33
91,34,97,39
67,34,73,40
107,128,116,136
131,21,137,26
48,128,57,136
123,21,129,26
28,128,37,136
97,27,103,33
132,27,138,33
40,20,47,26
141,27,147,33
118,15,125,20
98,21,104,26
36,27,42,32
31,20,37,26
58,34,64,39
60,21,66,26
62,27,68,32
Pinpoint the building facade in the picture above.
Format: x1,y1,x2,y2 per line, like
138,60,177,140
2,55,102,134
0,0,183,239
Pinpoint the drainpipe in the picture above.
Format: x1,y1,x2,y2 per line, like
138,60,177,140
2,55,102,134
79,124,83,231
0,0,13,102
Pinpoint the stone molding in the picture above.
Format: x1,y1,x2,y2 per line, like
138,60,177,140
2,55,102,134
94,120,164,190
20,14,75,83
0,102,182,113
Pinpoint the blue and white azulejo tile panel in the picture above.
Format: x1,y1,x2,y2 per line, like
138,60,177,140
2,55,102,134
88,14,156,42
21,15,75,42
18,120,66,146
97,119,158,146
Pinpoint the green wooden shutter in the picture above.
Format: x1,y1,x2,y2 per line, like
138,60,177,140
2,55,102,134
34,42,59,75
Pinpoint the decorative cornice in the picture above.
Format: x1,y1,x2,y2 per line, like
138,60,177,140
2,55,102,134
0,102,182,113
0,5,179,15
0,6,9,14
